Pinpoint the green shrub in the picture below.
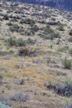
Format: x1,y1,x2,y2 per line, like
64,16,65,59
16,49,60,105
69,49,72,56
6,22,13,26
20,18,35,26
3,15,9,20
68,37,72,42
9,24,19,32
39,25,60,40
17,39,26,46
0,102,11,108
58,25,65,31
27,38,36,45
9,50,14,53
47,21,59,26
69,29,72,36
7,38,26,47
44,26,53,34
7,38,17,46
39,25,54,40
31,25,39,32
58,46,69,52
63,58,72,69
65,78,72,87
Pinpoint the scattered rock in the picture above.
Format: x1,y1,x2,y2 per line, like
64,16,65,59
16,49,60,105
32,59,42,64
20,79,25,85
10,92,29,101
44,81,72,97
0,76,3,80
0,51,10,56
43,55,51,62
14,79,25,85
15,62,24,69
3,55,10,60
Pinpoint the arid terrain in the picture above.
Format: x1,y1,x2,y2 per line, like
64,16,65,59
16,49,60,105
7,0,72,11
0,1,72,108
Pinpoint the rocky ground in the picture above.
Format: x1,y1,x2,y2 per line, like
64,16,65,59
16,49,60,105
0,1,72,108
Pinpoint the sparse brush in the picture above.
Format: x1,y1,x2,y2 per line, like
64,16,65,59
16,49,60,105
17,39,26,46
18,47,30,56
20,18,35,26
69,29,72,36
18,47,36,57
57,25,65,31
7,38,17,46
63,58,72,69
65,78,72,87
3,15,9,20
69,49,72,56
7,38,26,47
68,37,72,42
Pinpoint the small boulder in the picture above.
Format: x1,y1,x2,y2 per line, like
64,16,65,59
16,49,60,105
44,81,56,90
14,79,25,85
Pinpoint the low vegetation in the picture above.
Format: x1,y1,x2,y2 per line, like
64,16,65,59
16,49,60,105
39,25,60,40
7,38,26,47
20,18,35,26
63,58,72,69
0,1,72,108
57,25,65,31
0,102,11,108
65,78,72,87
69,29,72,35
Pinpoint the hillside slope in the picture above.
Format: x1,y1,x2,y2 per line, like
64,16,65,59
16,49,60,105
0,1,72,108
7,0,72,11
